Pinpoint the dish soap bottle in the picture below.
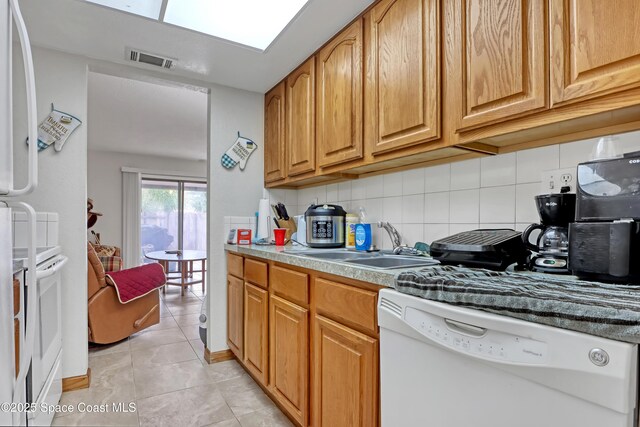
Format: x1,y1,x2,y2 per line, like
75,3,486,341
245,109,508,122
345,214,358,249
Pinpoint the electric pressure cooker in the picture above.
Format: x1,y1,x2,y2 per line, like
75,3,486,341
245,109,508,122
305,204,346,248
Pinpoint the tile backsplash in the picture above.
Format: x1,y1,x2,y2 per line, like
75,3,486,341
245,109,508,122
266,131,640,250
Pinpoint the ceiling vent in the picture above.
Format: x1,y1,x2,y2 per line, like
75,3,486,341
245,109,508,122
126,48,176,69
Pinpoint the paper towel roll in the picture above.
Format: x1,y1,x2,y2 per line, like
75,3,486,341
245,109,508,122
257,198,270,240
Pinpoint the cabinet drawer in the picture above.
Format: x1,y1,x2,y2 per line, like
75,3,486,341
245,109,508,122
245,258,268,288
13,279,20,316
227,253,244,278
314,278,378,335
271,265,309,306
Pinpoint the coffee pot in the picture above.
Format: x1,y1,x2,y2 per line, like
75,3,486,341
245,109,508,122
522,193,576,273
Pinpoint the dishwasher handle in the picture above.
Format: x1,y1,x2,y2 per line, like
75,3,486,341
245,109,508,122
444,318,487,338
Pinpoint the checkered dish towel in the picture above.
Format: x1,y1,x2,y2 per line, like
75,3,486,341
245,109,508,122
394,265,640,344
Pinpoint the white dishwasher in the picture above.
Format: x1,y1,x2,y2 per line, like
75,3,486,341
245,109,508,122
378,289,639,427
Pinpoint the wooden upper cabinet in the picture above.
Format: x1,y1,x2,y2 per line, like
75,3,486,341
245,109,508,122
264,82,286,183
286,58,316,177
316,19,364,168
365,0,440,155
550,0,640,106
450,0,547,130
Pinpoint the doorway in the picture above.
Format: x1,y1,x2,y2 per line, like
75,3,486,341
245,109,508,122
141,178,207,257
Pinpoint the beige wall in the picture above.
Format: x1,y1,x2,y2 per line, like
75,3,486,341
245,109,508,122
12,46,89,378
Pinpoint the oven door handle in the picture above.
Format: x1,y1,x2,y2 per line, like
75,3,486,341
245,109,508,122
36,255,68,280
7,202,37,403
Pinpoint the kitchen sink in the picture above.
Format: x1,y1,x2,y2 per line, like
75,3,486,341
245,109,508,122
300,250,383,260
344,256,438,269
284,249,438,269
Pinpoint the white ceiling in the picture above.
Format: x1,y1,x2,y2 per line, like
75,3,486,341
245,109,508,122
20,0,375,93
88,72,208,160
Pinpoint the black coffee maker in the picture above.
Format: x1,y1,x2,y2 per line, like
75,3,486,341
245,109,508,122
522,193,576,273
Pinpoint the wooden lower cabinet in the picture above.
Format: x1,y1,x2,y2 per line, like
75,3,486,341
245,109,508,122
269,295,309,426
312,314,378,427
227,274,244,359
227,252,381,427
244,282,269,385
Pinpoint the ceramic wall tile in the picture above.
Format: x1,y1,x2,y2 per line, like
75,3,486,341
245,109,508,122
559,138,596,168
449,223,480,235
383,172,403,197
481,153,516,187
401,224,424,247
516,145,559,183
424,192,450,224
364,175,384,199
424,224,450,244
351,179,366,200
338,181,352,201
325,184,339,203
402,168,425,195
424,164,451,193
479,186,516,224
449,189,480,223
382,196,402,223
515,183,542,223
450,158,481,190
402,194,424,224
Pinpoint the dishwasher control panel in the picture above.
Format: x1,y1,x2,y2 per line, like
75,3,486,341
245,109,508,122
405,307,548,364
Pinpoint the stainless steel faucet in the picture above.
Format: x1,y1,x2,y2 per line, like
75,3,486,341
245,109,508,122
377,221,420,255
377,221,402,249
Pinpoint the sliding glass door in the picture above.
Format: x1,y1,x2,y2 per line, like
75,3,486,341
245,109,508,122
141,178,207,259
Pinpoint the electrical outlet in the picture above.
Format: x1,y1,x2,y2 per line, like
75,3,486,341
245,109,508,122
540,168,576,193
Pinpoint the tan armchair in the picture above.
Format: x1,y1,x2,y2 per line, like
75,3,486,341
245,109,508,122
87,242,160,344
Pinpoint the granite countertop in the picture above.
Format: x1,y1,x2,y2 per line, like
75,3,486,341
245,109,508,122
224,244,435,287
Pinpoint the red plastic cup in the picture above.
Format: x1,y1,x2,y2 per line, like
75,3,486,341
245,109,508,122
273,228,287,246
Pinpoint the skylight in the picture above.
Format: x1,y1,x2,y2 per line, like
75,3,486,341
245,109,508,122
87,0,164,20
86,0,310,51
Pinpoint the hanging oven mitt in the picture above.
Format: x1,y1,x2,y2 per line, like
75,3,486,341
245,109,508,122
26,105,82,152
221,133,257,171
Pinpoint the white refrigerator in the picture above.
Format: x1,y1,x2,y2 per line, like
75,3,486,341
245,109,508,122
1,0,40,425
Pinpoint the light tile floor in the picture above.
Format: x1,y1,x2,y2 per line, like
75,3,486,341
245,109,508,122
53,285,293,427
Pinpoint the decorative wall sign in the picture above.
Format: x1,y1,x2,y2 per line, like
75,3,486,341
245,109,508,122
221,132,257,171
27,104,82,152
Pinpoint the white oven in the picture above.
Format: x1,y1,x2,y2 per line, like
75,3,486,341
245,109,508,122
14,246,67,426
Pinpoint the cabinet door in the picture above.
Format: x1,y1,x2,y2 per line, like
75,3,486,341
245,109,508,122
550,0,640,106
366,0,440,155
286,58,316,177
312,315,378,427
316,19,364,168
451,0,546,129
264,82,286,183
227,275,243,359
244,282,269,385
269,295,309,425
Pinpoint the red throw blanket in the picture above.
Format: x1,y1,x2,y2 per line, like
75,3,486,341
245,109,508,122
106,263,166,304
